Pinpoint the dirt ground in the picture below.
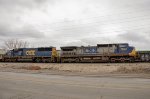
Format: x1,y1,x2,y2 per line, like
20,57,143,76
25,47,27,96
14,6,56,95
0,63,150,76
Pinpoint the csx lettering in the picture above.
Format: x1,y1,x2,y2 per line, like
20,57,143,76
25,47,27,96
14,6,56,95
26,50,35,55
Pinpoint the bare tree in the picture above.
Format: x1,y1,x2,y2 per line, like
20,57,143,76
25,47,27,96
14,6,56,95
3,39,29,50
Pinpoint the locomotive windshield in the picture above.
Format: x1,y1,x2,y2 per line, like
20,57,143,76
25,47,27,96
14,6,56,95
119,44,128,48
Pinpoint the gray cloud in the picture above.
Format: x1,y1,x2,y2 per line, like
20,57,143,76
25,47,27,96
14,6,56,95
0,0,150,50
0,23,44,38
0,0,49,9
119,32,150,43
0,0,48,39
117,31,150,50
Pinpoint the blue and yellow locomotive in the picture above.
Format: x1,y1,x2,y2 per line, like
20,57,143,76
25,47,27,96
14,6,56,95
3,47,57,62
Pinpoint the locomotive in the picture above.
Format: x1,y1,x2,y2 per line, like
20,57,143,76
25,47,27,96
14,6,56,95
60,43,136,63
2,47,57,62
1,43,149,63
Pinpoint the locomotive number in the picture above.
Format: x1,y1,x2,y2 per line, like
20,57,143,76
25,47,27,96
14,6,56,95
121,48,127,51
26,50,35,55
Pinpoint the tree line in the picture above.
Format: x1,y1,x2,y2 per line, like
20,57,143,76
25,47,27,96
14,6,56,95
3,39,29,50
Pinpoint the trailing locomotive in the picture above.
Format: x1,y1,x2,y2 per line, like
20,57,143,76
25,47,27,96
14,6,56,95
60,43,136,63
2,47,57,62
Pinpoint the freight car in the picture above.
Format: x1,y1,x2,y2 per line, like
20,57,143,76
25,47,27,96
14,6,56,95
136,51,150,62
2,47,57,62
60,43,136,63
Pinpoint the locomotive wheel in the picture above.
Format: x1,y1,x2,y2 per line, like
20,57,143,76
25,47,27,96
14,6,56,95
129,57,135,63
120,58,125,63
110,58,116,63
42,59,46,63
75,58,80,63
46,59,51,63
12,58,17,62
36,58,41,63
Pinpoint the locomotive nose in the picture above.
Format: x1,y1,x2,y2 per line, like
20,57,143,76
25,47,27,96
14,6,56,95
129,47,137,57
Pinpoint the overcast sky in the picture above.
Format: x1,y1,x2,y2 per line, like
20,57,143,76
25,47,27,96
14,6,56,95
0,0,150,50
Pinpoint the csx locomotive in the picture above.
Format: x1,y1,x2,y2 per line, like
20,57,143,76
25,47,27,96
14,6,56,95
1,43,149,63
60,43,136,63
2,47,57,62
